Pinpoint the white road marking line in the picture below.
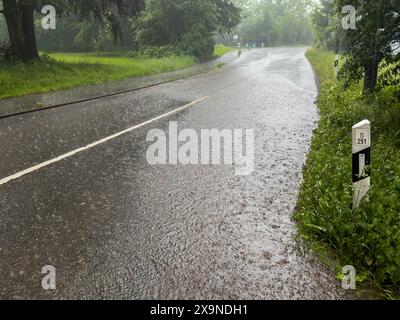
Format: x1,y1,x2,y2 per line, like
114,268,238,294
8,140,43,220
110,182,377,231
0,96,209,186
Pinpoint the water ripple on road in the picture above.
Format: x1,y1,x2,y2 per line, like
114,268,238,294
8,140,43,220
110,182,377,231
0,48,352,299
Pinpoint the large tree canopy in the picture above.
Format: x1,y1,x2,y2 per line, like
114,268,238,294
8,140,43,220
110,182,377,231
0,0,143,60
311,0,400,92
335,0,400,92
135,0,241,60
232,0,313,47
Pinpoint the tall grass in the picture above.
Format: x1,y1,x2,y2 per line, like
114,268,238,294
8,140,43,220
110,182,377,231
0,53,195,99
214,45,236,57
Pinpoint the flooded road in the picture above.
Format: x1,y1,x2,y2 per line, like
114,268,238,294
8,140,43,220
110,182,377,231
0,48,348,299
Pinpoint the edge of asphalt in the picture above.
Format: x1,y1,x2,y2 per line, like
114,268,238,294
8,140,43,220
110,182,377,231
0,50,241,120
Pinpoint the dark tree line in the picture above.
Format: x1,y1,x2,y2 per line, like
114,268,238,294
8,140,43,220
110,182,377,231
0,0,241,61
232,0,313,47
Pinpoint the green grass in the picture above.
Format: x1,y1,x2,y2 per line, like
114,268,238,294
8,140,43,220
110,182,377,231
214,45,236,57
296,48,400,298
0,53,195,99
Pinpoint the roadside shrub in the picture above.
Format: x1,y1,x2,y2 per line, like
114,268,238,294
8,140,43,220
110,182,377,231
0,41,13,60
178,32,214,61
138,45,180,58
134,0,239,61
379,59,400,89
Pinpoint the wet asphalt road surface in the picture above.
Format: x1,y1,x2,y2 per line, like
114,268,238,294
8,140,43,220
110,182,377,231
0,48,349,299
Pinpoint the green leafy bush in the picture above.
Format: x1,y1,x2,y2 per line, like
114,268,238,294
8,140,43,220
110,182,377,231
138,45,180,58
134,0,240,61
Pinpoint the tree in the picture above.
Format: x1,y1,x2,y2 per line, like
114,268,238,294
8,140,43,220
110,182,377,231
233,0,313,47
336,0,400,92
1,0,40,60
0,11,7,41
310,0,344,51
35,8,139,52
135,0,241,60
0,0,143,60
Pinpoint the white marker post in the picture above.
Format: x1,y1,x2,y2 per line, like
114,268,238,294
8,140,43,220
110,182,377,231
334,55,340,79
352,120,371,209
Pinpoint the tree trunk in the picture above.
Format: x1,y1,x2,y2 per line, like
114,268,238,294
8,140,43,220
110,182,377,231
363,58,379,93
2,0,39,60
21,4,39,59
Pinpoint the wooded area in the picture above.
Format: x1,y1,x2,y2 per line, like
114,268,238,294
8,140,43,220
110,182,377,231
0,0,239,61
0,0,316,61
311,0,400,92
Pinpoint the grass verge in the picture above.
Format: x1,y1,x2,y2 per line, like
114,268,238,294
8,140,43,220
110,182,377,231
0,53,195,99
214,45,236,57
296,48,400,298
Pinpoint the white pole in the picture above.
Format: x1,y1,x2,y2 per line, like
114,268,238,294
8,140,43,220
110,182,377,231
352,120,371,209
